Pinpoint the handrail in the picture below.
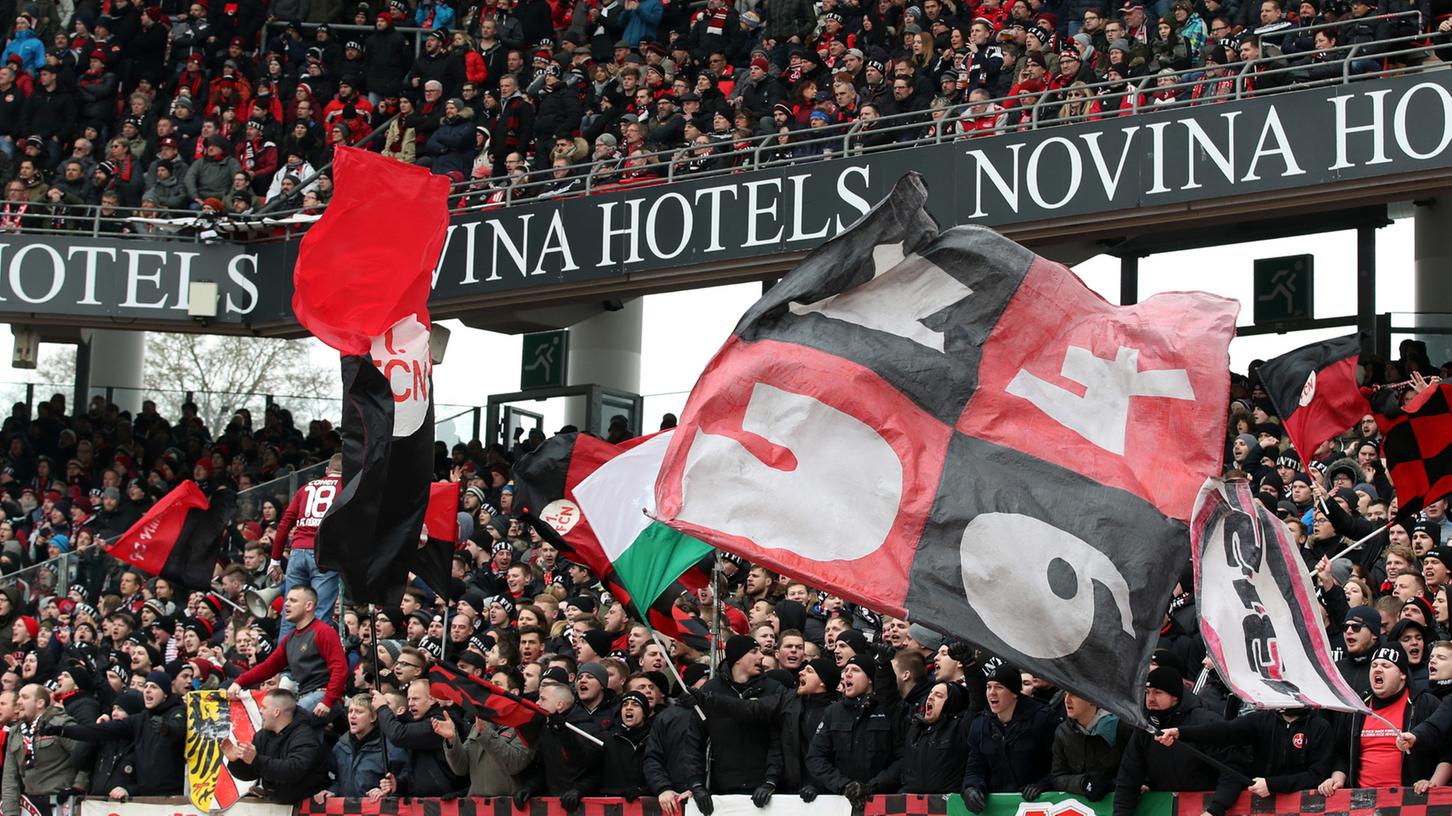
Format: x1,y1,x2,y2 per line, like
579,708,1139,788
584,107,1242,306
0,27,1439,244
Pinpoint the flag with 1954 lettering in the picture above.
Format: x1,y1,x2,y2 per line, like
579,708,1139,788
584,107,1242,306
1192,478,1370,713
653,173,1238,730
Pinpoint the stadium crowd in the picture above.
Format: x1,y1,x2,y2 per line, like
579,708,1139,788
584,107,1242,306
0,0,1439,231
0,341,1451,815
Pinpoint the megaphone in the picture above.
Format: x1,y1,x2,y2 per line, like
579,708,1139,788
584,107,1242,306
246,586,283,618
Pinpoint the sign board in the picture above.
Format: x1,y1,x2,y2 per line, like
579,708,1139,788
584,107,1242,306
520,330,568,390
1253,254,1314,324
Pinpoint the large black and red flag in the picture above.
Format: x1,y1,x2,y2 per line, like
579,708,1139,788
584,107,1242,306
414,482,461,600
108,481,234,589
1257,333,1369,459
653,173,1238,729
1372,381,1452,518
427,661,546,737
292,146,451,606
513,433,708,640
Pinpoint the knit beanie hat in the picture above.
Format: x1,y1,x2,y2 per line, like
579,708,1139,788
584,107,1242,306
806,656,841,691
1146,665,1184,698
725,634,758,668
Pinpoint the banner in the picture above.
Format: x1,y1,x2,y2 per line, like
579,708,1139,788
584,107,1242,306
1190,479,1368,713
80,800,293,816
184,690,264,812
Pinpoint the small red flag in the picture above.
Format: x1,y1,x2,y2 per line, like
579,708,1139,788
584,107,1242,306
292,146,451,355
109,481,229,588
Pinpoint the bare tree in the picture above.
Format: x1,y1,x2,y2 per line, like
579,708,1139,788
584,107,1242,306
144,333,338,431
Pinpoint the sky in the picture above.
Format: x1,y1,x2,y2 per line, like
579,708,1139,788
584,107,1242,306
0,217,1425,444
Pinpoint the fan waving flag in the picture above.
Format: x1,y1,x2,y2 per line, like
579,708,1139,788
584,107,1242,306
109,481,233,589
1372,382,1452,518
1258,334,1369,458
573,429,714,631
514,433,708,638
654,173,1238,730
293,146,451,606
1191,479,1369,714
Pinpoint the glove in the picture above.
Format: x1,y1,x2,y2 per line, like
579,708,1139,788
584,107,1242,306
873,641,897,662
560,790,582,812
512,788,532,808
843,781,873,807
799,785,819,803
946,642,974,663
621,787,641,803
962,787,987,813
691,785,714,816
752,782,776,808
1021,784,1043,802
1083,776,1110,802
35,723,62,737
546,712,568,730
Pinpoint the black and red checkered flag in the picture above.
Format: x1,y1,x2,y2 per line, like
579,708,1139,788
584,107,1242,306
1258,334,1370,460
1372,381,1452,518
427,662,545,736
654,173,1238,730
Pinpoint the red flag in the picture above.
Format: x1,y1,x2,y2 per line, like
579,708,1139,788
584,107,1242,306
425,482,460,543
292,146,451,355
110,481,232,589
1258,334,1369,458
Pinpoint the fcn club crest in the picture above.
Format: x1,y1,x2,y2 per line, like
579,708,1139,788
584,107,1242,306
1014,801,1097,816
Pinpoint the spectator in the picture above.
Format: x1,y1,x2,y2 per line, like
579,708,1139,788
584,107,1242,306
1047,691,1127,801
900,679,972,793
1322,645,1441,793
45,670,185,800
323,695,407,800
960,663,1057,811
185,135,243,209
229,585,348,717
372,679,469,796
225,689,329,803
806,655,902,804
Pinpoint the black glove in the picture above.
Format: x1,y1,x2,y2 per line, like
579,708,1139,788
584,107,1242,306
799,785,819,803
35,723,62,737
873,641,897,662
560,790,582,812
1021,784,1042,802
512,788,532,808
962,787,987,813
843,781,873,806
691,785,714,816
946,641,974,663
621,787,641,803
752,782,776,808
1083,776,1110,802
546,712,568,730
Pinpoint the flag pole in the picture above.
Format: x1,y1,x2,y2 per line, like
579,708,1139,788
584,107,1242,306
1329,522,1393,562
649,629,707,721
709,553,721,677
369,604,394,772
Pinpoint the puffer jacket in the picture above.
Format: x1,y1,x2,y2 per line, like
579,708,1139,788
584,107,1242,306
328,727,408,798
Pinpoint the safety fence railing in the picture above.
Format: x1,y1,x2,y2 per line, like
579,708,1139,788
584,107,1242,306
0,21,1435,246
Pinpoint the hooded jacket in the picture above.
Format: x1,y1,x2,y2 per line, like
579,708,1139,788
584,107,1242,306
1048,709,1128,796
900,685,972,793
599,718,652,796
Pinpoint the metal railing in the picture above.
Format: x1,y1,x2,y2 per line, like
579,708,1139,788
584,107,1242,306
0,22,1439,242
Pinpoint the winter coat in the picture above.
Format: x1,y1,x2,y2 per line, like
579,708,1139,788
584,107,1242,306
377,704,468,796
2,29,43,72
1113,695,1243,816
963,695,1058,793
2,709,88,816
781,693,834,791
1334,689,1441,787
328,727,408,798
529,704,605,795
20,84,77,141
1048,711,1128,797
599,721,652,796
229,719,328,803
145,173,189,210
900,711,972,793
618,0,661,46
364,26,411,97
440,721,533,797
422,111,477,177
58,695,186,796
1178,710,1332,794
184,153,243,201
643,699,705,794
806,694,904,794
693,674,786,794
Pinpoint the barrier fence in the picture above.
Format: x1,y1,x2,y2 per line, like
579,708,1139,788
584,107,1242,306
62,789,1452,816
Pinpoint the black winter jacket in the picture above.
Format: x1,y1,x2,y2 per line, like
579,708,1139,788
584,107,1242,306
1179,710,1333,794
59,695,186,795
899,712,971,793
693,674,786,793
643,700,705,794
529,705,605,794
1113,696,1243,816
1048,712,1128,796
599,721,651,796
377,705,468,796
806,694,904,794
963,696,1058,793
228,718,328,803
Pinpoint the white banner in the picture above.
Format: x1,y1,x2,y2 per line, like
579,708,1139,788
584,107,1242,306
79,799,293,816
1190,478,1369,712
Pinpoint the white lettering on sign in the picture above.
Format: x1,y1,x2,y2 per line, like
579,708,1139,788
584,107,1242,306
1005,345,1194,455
678,383,902,562
788,242,972,353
